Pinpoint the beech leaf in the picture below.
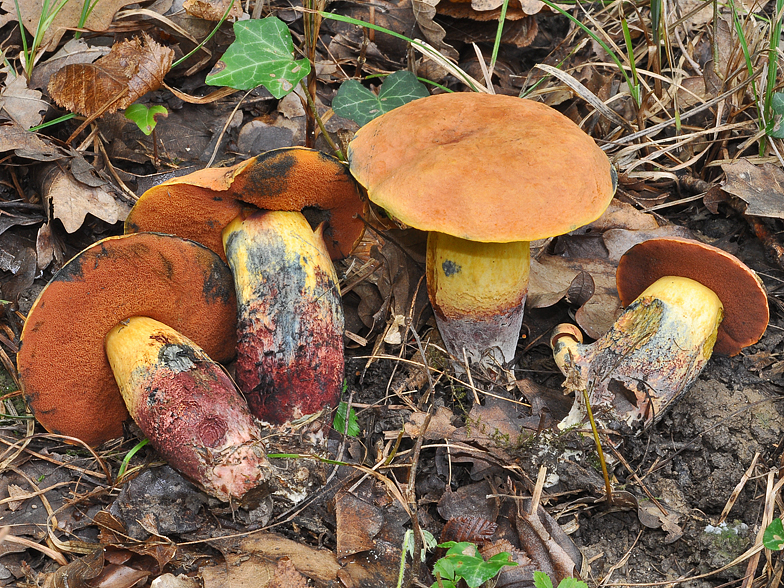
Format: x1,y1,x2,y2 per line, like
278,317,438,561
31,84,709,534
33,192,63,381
48,33,174,117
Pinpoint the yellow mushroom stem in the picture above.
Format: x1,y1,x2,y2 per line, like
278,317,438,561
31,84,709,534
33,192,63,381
105,316,270,502
552,275,724,429
427,232,530,367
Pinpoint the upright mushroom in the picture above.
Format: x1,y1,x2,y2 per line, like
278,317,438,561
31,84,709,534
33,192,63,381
17,233,270,501
347,93,616,369
124,147,361,424
551,237,769,428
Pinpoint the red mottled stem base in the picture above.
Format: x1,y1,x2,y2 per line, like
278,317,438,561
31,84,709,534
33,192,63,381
106,316,270,502
223,210,345,425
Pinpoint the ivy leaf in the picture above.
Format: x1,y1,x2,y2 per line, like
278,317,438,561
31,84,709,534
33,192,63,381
124,103,168,135
205,17,310,98
332,70,429,127
766,93,784,138
764,518,784,550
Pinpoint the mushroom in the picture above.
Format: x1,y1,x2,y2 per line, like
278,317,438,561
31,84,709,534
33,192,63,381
17,233,269,501
222,210,344,425
124,148,360,423
346,93,616,369
125,147,367,261
551,237,769,428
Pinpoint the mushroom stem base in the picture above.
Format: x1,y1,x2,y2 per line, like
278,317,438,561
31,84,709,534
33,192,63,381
427,233,530,368
106,316,270,502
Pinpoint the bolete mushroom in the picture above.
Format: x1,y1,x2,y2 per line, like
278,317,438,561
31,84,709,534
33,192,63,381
125,147,367,261
347,93,616,369
551,237,769,428
17,233,270,501
124,148,358,424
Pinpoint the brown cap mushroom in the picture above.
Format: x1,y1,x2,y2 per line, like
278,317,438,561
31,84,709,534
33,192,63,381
348,93,615,367
616,237,768,355
125,147,367,260
17,233,238,446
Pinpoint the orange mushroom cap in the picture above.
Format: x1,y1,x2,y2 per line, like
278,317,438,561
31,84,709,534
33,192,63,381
347,93,615,243
17,233,238,446
126,147,367,260
616,237,769,356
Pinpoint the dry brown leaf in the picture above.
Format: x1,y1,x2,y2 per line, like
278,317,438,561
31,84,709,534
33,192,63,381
1,0,137,53
6,484,27,511
722,159,784,220
0,120,59,158
29,38,110,91
48,33,174,117
183,0,242,20
40,162,132,233
412,0,460,60
0,72,48,129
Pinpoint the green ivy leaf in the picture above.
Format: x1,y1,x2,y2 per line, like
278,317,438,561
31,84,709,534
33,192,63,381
332,70,429,127
766,93,784,138
124,104,168,135
205,17,310,98
764,518,784,550
332,401,360,437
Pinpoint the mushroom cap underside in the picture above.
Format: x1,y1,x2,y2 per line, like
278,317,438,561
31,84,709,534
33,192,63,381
17,233,238,446
125,147,367,260
616,237,769,356
347,92,615,243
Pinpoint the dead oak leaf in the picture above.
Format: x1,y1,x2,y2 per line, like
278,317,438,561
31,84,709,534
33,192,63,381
48,33,173,117
0,72,48,129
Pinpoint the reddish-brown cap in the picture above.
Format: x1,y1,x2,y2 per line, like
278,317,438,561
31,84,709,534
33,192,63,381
17,233,238,446
347,93,615,243
616,237,769,356
126,147,367,260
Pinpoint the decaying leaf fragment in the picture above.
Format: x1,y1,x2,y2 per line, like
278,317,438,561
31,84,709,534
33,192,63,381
48,33,174,117
721,159,784,220
184,0,243,21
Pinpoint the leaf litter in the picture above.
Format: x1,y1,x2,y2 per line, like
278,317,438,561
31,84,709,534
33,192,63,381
0,0,783,585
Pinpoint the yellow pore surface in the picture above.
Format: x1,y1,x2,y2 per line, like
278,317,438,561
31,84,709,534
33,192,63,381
639,275,724,358
427,232,530,317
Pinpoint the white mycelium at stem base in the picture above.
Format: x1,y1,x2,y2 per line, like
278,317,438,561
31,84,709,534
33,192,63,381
427,232,530,366
553,275,724,428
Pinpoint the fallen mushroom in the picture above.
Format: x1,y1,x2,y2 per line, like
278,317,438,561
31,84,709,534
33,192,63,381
223,210,344,425
551,237,769,428
124,147,367,261
347,93,616,369
17,233,269,501
124,148,358,424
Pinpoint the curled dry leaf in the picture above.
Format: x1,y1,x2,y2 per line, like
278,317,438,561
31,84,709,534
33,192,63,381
722,159,784,220
48,33,174,117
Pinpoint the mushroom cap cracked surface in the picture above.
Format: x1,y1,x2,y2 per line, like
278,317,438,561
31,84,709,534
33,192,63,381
347,93,615,243
126,147,367,260
616,237,769,356
17,233,238,446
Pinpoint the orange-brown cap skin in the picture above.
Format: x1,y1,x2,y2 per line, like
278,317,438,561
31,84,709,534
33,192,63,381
347,93,615,243
616,237,769,356
126,148,367,260
229,147,367,258
17,233,238,446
